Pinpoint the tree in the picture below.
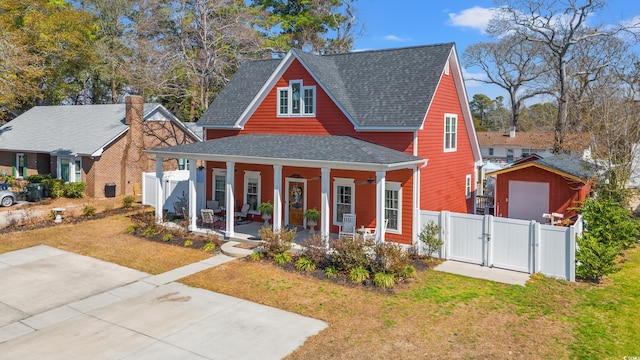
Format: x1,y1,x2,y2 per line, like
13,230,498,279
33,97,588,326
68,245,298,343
251,0,360,54
488,0,622,153
463,34,549,131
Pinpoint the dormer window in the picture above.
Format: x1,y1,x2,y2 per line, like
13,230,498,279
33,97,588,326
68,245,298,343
277,80,315,116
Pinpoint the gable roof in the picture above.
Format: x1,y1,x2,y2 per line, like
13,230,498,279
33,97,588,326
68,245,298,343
0,103,196,157
198,43,455,130
477,131,591,152
486,153,597,183
147,134,424,171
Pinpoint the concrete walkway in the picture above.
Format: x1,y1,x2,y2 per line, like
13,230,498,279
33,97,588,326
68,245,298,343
0,245,327,359
434,260,531,286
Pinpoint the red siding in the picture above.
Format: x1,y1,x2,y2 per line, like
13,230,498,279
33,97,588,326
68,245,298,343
494,166,591,221
417,67,476,213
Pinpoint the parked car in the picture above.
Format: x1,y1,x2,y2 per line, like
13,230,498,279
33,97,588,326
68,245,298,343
0,190,17,207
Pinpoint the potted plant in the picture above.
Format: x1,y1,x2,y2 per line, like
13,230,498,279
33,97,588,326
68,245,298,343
257,201,274,226
303,208,321,234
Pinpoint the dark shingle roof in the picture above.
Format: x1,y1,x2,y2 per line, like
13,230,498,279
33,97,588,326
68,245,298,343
148,134,423,169
536,154,597,181
198,43,454,129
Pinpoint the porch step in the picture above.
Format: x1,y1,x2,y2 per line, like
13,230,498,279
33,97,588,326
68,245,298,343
220,241,256,258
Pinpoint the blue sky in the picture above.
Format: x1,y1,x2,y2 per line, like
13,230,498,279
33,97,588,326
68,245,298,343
352,0,640,103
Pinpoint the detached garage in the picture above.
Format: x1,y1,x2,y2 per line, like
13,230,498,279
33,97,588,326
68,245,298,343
486,154,596,224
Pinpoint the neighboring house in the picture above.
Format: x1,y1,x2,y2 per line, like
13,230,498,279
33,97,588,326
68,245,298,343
486,154,596,224
0,96,200,197
477,131,589,163
148,43,482,245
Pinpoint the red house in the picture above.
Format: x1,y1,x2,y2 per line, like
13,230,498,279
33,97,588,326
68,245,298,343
486,154,596,224
148,43,482,245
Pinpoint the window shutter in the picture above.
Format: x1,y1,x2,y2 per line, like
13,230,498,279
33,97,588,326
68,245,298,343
12,155,16,177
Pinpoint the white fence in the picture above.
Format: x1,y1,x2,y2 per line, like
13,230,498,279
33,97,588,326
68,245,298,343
420,210,581,281
142,170,206,213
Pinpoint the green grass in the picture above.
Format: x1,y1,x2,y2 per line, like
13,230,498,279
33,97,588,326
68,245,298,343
571,247,640,358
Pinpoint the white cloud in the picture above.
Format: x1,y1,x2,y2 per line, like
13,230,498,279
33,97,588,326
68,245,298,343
383,35,411,42
462,67,488,88
448,6,497,34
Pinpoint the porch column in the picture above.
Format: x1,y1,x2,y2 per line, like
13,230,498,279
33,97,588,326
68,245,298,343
154,157,164,223
273,164,283,231
321,167,330,244
376,170,386,243
225,161,235,238
188,159,197,231
412,164,420,250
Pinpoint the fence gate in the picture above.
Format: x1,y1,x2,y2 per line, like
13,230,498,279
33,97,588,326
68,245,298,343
448,213,486,265
490,217,532,273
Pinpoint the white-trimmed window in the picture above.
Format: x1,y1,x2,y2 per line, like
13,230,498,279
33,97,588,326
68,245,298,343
75,160,82,182
244,171,261,211
15,153,27,178
212,169,226,205
465,174,472,199
58,157,82,182
277,80,315,116
385,182,402,233
333,178,354,224
444,114,457,151
177,158,189,170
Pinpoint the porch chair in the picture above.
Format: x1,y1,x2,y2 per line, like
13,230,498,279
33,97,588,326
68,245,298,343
235,203,251,222
206,200,221,213
338,213,357,239
200,209,220,229
364,218,389,242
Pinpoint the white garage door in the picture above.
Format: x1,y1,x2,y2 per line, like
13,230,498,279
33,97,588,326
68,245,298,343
508,180,549,223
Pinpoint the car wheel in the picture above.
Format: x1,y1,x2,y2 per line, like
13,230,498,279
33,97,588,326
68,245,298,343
1,196,13,207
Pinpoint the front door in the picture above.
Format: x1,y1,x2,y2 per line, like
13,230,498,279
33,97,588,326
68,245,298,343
286,179,306,227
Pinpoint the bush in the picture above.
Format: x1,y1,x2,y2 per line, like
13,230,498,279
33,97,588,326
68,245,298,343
162,233,173,242
373,271,396,289
184,239,193,247
203,242,216,252
249,251,264,261
576,232,620,282
82,205,96,217
349,266,370,283
402,265,417,279
258,227,296,257
324,265,339,278
43,178,64,198
372,242,411,276
63,182,86,198
126,225,136,233
300,234,329,267
273,252,292,265
142,227,155,237
295,257,316,272
122,195,136,209
329,236,375,273
419,221,443,257
26,174,52,184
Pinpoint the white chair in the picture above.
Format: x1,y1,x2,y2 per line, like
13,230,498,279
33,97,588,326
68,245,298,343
207,200,221,213
365,218,388,242
338,214,356,239
234,203,251,222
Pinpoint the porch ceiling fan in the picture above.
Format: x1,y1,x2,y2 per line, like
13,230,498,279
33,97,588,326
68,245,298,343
356,177,375,186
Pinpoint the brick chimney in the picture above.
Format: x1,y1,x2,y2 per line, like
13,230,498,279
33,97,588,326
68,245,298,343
121,95,146,196
125,95,144,125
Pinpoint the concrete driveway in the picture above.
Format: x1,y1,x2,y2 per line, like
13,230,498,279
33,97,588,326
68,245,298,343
0,246,327,359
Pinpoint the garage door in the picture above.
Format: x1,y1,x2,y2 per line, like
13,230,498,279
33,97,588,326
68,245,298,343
508,180,549,223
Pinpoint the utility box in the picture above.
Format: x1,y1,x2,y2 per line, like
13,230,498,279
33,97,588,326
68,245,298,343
105,183,116,198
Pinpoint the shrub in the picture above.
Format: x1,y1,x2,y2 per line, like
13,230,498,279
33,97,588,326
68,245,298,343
300,234,329,267
126,225,136,233
273,252,292,265
82,205,96,217
576,232,620,282
295,257,316,272
329,236,375,273
258,227,295,257
122,195,136,209
324,265,339,278
142,227,155,237
162,233,173,242
402,265,417,279
26,174,52,184
44,178,64,198
349,266,370,283
419,221,443,258
257,201,274,215
372,242,411,276
203,242,216,252
184,239,193,247
249,251,264,261
63,182,86,198
373,271,396,289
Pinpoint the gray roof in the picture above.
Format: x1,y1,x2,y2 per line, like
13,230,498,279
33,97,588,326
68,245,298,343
198,43,454,129
0,103,169,156
148,134,423,170
536,154,597,181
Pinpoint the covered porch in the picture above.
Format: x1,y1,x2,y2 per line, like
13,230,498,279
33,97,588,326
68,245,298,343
146,134,425,245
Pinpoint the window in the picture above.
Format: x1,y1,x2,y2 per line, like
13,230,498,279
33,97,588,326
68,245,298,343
15,153,26,178
333,178,355,224
465,174,472,199
488,148,494,156
75,160,82,182
244,171,261,211
277,80,315,116
385,182,402,233
213,169,226,205
444,114,457,151
58,157,82,182
506,149,514,163
60,159,70,182
177,158,189,170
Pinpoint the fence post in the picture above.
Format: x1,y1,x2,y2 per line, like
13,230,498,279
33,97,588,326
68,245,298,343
530,220,539,274
484,214,493,267
569,223,577,282
442,211,450,260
